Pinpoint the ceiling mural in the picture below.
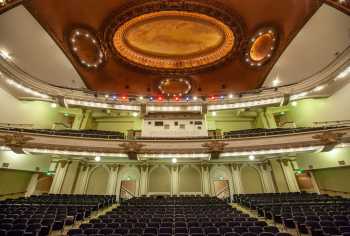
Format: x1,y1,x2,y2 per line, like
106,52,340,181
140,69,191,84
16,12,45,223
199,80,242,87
23,0,321,96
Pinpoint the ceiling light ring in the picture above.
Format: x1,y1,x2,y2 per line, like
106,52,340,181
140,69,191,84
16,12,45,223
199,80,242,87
68,27,106,69
243,26,279,68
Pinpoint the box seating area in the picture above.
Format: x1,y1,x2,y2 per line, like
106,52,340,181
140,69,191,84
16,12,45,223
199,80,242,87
0,194,115,236
234,193,350,236
69,196,290,236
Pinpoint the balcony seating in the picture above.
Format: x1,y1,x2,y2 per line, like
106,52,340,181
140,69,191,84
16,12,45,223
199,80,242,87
0,194,115,236
67,196,291,236
233,192,350,236
0,127,125,140
223,126,347,138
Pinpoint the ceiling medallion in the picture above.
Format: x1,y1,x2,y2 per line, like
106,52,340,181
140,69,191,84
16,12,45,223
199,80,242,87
105,0,243,74
69,28,105,69
158,78,192,97
245,27,278,67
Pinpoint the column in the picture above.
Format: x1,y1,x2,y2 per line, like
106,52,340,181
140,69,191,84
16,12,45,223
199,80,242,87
309,171,320,194
80,110,92,129
139,164,149,196
171,165,179,196
230,164,243,194
259,163,276,193
72,114,83,130
49,160,70,194
74,164,91,194
201,164,210,195
26,173,39,197
106,165,119,195
278,159,300,192
60,160,80,194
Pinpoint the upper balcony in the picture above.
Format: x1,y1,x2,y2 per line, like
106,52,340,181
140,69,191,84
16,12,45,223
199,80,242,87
1,123,350,162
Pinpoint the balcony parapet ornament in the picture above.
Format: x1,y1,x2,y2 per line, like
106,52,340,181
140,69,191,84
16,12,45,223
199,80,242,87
312,131,346,152
202,141,228,160
0,133,33,153
119,142,145,160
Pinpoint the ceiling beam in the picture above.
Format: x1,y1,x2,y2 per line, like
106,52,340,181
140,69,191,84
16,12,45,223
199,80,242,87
324,0,350,15
0,0,23,15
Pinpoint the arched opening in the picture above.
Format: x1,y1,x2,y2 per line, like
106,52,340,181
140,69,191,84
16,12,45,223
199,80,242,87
179,165,201,193
148,166,171,194
241,166,264,194
86,166,109,195
117,166,140,198
210,166,232,198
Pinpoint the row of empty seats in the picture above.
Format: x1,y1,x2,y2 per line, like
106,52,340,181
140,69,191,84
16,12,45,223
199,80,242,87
0,194,115,236
68,196,290,236
234,192,350,236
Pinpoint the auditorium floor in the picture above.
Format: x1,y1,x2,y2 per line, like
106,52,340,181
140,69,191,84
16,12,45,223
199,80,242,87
231,203,300,236
57,203,119,236
56,203,301,236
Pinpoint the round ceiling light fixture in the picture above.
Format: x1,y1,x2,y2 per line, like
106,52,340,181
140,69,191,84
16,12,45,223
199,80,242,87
245,27,278,67
69,28,105,69
158,78,192,97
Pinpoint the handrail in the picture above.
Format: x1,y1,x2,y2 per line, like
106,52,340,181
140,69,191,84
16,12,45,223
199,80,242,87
0,123,349,141
120,186,135,198
0,123,33,128
216,186,229,197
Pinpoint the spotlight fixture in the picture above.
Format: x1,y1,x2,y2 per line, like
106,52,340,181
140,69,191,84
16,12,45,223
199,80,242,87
0,49,11,59
172,158,177,164
95,156,101,162
212,111,217,116
313,85,326,92
272,78,281,87
291,101,298,107
50,103,57,108
132,112,138,117
249,155,256,161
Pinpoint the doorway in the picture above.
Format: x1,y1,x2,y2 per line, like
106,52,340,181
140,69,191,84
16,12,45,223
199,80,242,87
120,180,137,199
213,180,230,199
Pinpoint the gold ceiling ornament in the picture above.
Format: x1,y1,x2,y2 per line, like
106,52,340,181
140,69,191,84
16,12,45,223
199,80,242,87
312,131,346,146
104,0,245,75
244,27,278,67
113,11,235,71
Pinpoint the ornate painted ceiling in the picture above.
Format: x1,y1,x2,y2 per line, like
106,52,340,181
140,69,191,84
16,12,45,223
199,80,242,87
20,0,322,97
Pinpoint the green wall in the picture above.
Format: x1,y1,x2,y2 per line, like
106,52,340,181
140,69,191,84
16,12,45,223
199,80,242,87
206,110,256,132
287,83,350,127
313,166,350,193
0,87,62,129
0,169,32,195
296,147,350,170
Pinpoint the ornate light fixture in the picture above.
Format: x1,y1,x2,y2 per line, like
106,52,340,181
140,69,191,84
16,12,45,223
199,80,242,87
245,27,278,67
69,28,104,69
158,78,192,97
